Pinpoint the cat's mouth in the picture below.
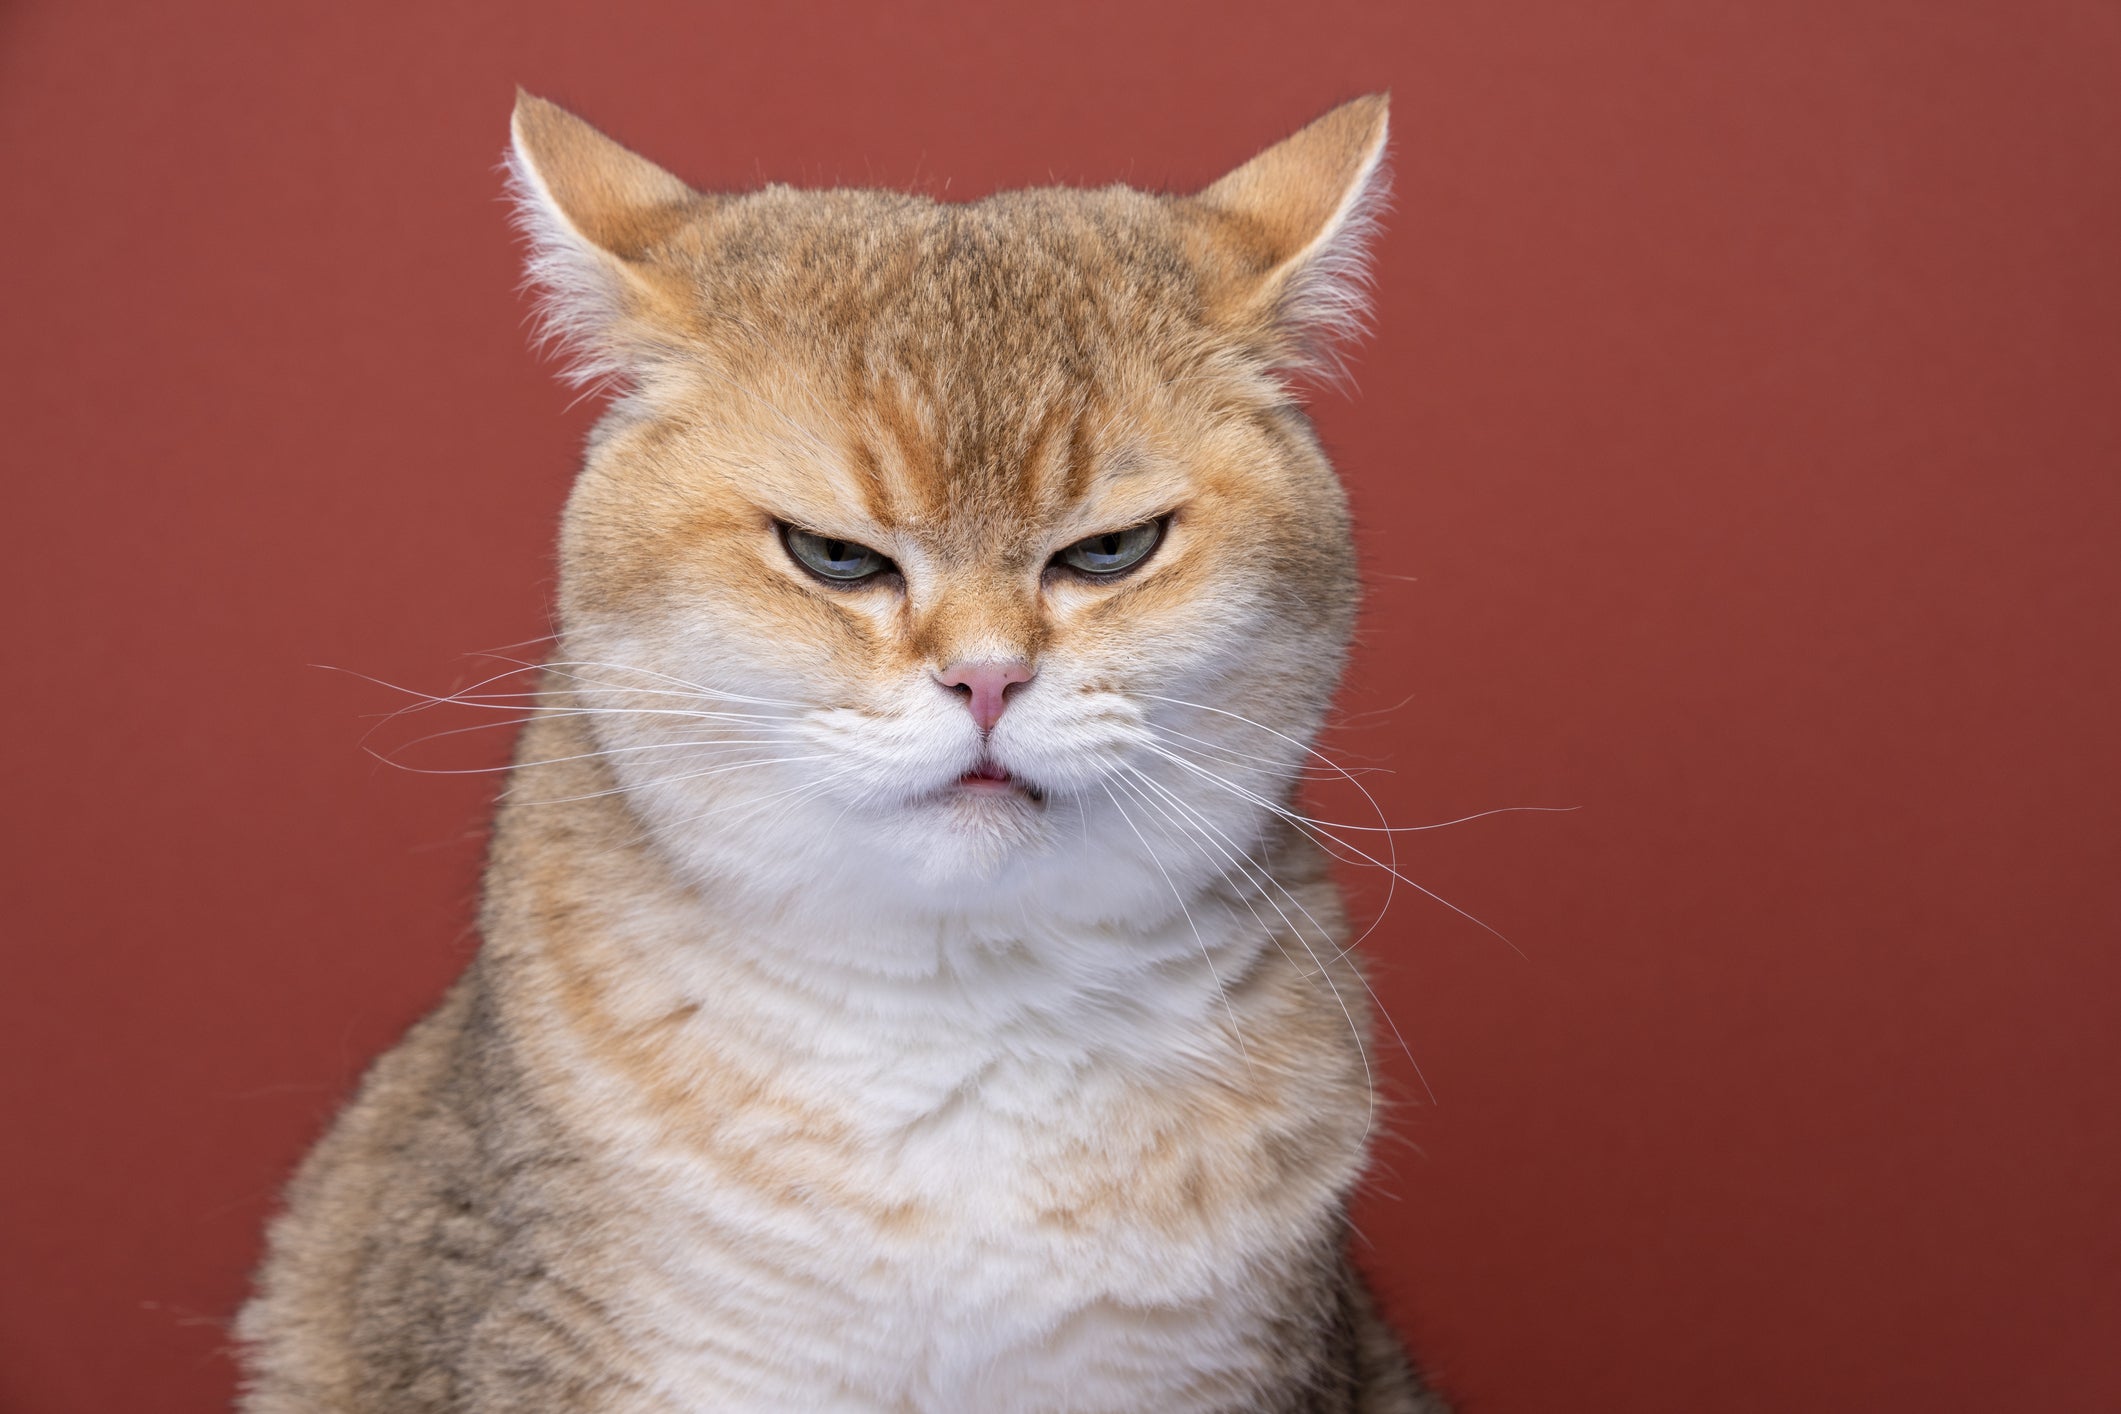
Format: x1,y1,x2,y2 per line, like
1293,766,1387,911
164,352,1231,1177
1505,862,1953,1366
955,758,1046,803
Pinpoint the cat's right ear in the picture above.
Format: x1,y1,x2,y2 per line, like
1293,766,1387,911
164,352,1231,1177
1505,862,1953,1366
506,91,704,391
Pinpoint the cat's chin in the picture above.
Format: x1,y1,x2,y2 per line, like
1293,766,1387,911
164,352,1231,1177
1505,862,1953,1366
863,777,1063,886
928,778,1047,832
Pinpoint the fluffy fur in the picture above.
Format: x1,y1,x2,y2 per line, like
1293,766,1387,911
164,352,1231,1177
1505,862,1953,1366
237,92,1445,1413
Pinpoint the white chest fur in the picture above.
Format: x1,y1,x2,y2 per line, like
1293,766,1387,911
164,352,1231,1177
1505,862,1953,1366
523,904,1369,1414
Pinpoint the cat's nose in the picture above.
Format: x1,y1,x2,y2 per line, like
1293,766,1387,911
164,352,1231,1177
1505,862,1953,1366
935,659,1035,732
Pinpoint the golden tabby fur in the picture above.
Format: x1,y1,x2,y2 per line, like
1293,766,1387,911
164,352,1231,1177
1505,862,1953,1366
237,92,1447,1413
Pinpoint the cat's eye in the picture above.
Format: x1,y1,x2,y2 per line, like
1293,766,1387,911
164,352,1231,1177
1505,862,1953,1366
780,524,895,583
1053,519,1165,578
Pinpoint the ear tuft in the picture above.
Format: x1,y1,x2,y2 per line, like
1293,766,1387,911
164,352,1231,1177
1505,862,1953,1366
1194,95,1392,385
505,91,699,392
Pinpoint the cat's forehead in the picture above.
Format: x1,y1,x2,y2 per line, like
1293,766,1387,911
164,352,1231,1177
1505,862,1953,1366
707,188,1194,325
674,192,1214,544
700,192,1204,401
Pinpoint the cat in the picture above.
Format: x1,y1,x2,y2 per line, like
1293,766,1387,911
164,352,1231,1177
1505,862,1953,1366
235,90,1448,1414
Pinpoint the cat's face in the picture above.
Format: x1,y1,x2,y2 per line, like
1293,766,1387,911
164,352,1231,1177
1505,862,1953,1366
511,95,1387,939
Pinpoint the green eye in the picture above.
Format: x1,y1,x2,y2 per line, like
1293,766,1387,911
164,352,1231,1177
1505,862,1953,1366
781,524,893,582
1056,519,1164,577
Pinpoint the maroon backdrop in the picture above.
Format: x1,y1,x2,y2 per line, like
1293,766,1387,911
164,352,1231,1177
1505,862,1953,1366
3,3,2117,1410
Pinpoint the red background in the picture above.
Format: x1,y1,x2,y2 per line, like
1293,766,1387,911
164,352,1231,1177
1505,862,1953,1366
3,3,2118,1410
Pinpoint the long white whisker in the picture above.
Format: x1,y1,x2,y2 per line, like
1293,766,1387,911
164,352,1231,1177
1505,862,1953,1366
422,683,786,719
534,660,801,711
369,702,801,769
1138,702,1452,1103
1116,766,1415,1117
459,630,564,656
1141,741,1523,958
1099,781,1254,1072
370,735,797,777
1150,724,1566,834
1109,770,1306,973
1149,721,1391,780
1150,708,1424,984
350,685,783,725
1114,768,1323,968
450,652,805,711
1108,769,1371,1115
1323,691,1419,726
638,765,855,844
510,754,836,807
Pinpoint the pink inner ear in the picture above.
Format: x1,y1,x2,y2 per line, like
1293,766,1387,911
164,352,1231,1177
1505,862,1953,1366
935,660,1037,732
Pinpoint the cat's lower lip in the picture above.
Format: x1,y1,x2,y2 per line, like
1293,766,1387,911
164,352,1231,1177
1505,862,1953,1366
954,764,1044,801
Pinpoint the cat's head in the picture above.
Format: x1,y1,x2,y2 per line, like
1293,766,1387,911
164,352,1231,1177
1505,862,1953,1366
508,93,1388,943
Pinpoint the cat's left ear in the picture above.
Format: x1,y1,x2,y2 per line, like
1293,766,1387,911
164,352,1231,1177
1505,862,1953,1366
1187,95,1391,385
506,91,705,390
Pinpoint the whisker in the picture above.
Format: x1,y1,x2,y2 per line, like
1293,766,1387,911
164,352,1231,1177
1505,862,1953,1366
1148,723,1388,781
1099,781,1255,1074
337,678,786,725
1108,770,1374,1114
637,765,856,845
1112,768,1323,971
369,735,798,778
1133,711,1454,1103
1323,691,1418,727
393,650,804,713
367,704,799,770
420,682,786,717
1139,692,1527,960
1140,741,1523,959
491,655,805,711
1115,767,1416,1118
509,754,836,807
1147,717,1566,834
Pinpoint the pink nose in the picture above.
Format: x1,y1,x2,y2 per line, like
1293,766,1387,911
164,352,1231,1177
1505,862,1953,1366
935,659,1035,732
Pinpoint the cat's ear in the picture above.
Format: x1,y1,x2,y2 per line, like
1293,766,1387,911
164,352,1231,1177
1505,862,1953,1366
506,91,703,390
1189,95,1391,385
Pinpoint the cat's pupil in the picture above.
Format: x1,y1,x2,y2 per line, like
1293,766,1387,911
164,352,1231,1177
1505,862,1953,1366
1094,534,1120,556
